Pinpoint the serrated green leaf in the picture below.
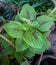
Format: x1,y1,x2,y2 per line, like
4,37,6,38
22,23,30,31
37,15,53,32
42,34,51,50
19,4,36,22
23,30,51,53
15,38,29,52
15,13,20,22
21,61,29,65
23,30,44,48
25,49,35,59
29,47,45,54
0,53,9,65
44,30,51,37
4,45,15,55
15,52,24,63
29,35,51,54
47,9,52,14
4,21,24,38
31,21,40,29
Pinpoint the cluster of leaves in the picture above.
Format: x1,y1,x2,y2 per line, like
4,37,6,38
0,4,54,65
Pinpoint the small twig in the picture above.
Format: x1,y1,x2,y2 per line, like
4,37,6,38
41,55,56,61
0,34,15,48
49,0,56,15
49,7,56,15
38,54,43,65
37,55,56,65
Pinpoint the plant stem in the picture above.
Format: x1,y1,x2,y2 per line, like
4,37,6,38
49,7,56,15
42,55,56,61
38,54,43,65
0,34,15,48
51,0,56,6
49,0,56,15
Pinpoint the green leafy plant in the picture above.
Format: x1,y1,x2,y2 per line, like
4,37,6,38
0,4,54,65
